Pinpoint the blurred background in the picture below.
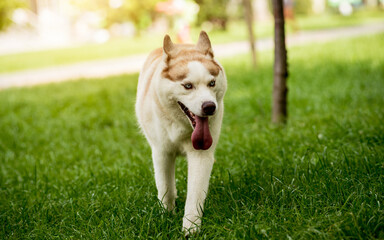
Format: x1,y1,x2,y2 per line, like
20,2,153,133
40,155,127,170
1,0,384,51
0,0,383,78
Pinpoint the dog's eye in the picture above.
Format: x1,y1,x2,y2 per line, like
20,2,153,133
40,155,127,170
183,83,193,90
209,80,215,87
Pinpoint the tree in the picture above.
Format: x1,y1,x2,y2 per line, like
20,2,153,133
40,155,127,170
272,0,288,124
194,0,230,30
243,0,256,67
0,0,25,31
72,0,163,32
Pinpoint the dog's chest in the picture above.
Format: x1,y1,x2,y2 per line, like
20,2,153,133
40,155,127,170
164,120,191,144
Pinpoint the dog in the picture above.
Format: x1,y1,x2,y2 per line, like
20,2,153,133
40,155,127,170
135,31,227,234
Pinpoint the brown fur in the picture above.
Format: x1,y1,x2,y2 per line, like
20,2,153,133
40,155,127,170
141,48,163,98
162,45,221,81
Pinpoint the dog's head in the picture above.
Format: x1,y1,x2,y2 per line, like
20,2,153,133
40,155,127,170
158,31,227,150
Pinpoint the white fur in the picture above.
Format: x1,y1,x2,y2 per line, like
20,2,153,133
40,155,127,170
136,50,227,234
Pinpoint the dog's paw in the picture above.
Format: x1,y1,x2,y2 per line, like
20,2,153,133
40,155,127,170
182,216,201,236
158,189,177,212
160,200,176,213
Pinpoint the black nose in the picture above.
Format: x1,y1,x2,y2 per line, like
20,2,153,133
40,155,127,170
202,101,216,115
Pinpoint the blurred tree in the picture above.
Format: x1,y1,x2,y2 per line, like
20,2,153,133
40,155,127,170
294,0,312,14
194,0,230,30
73,0,163,32
0,0,25,31
364,0,383,7
243,0,256,67
272,0,288,124
107,0,163,31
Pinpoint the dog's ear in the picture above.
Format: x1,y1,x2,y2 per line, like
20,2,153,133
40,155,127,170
197,31,214,58
163,34,174,56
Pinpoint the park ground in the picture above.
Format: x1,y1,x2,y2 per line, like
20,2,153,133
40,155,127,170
0,28,383,239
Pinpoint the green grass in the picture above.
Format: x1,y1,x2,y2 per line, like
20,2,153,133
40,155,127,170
0,8,383,74
1,33,384,239
0,36,165,74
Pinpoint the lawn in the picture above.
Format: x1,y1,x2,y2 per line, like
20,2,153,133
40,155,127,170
0,33,384,239
0,8,383,74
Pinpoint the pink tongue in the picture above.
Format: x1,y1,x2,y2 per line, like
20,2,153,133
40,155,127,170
191,116,212,150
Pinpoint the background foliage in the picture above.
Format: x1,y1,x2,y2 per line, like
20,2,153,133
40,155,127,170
73,0,163,31
194,0,231,29
0,0,25,31
294,0,314,15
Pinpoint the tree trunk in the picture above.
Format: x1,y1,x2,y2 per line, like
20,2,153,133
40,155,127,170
243,0,256,67
272,0,288,124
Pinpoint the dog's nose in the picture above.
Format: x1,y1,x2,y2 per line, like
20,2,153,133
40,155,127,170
202,101,216,115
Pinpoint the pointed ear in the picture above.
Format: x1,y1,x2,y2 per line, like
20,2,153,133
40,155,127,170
163,34,174,56
196,31,214,57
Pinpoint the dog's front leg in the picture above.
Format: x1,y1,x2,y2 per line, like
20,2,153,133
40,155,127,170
152,148,177,211
183,152,214,234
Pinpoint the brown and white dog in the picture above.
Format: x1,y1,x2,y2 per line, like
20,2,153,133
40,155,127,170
135,31,227,234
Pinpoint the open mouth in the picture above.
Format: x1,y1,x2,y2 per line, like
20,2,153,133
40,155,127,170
177,101,213,150
178,101,196,128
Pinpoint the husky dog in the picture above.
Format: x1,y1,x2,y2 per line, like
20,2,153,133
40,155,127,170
135,31,227,234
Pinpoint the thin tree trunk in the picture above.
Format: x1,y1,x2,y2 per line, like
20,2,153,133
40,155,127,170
272,0,288,124
243,0,256,67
